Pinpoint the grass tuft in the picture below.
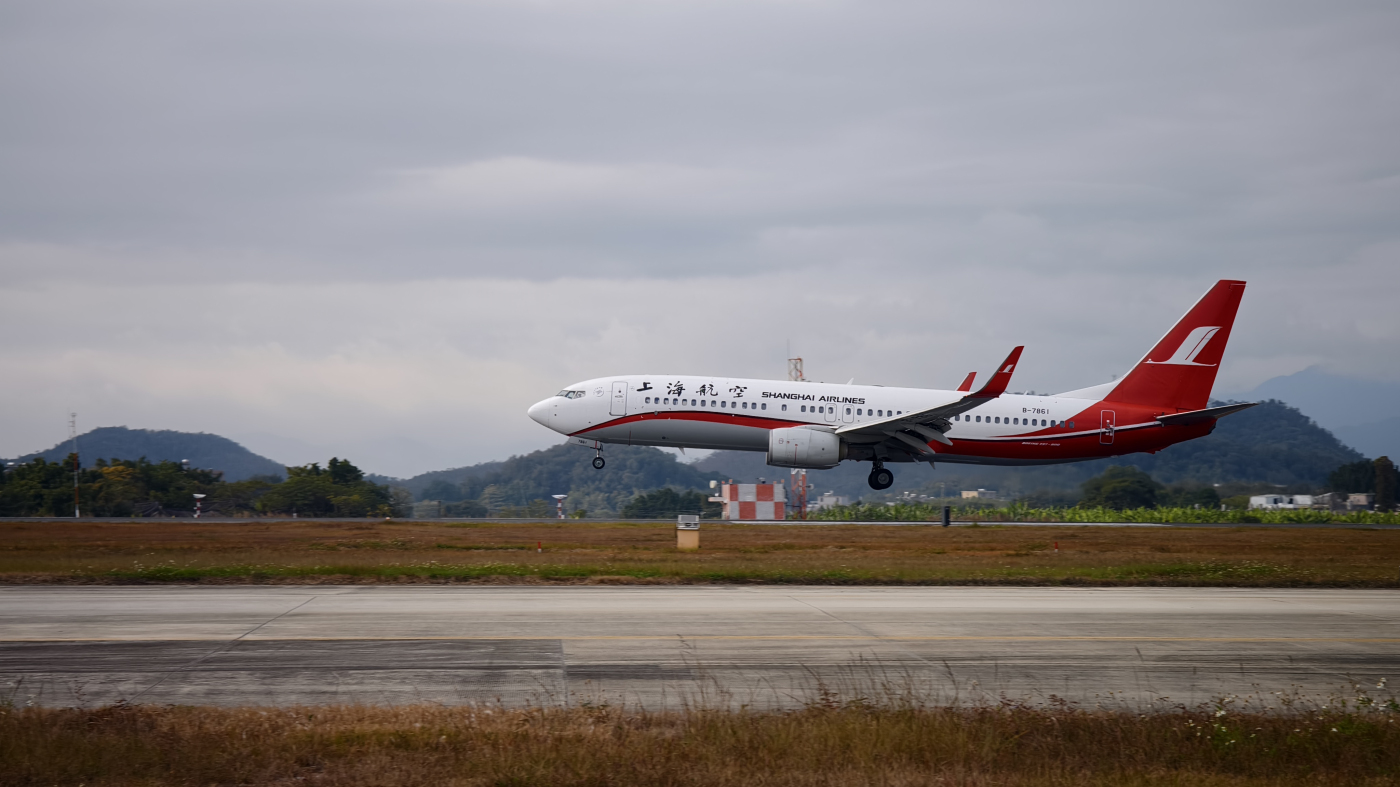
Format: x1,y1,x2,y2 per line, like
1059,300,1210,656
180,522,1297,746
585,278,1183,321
2,699,1397,786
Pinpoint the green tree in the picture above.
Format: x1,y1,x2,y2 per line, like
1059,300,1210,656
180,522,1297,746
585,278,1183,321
621,488,721,519
257,459,391,517
0,455,226,517
327,457,364,485
1376,456,1397,513
420,479,465,502
1079,466,1162,510
1159,485,1221,509
1330,460,1375,494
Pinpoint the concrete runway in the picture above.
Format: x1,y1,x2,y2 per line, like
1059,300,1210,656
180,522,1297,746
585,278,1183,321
2,586,1397,710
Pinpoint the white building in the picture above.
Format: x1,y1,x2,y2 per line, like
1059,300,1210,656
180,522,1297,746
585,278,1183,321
1249,494,1329,510
808,491,849,512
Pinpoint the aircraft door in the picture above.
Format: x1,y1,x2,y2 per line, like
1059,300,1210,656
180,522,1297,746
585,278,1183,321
610,381,628,417
1100,410,1116,445
824,404,837,423
842,405,855,424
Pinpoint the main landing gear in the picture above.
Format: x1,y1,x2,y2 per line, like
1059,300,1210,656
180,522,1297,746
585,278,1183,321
868,462,894,490
591,447,605,470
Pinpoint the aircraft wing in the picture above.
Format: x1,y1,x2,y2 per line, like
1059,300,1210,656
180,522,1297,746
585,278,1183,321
834,346,1024,456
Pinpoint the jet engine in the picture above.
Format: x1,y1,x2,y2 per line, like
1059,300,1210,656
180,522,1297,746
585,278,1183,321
766,427,846,469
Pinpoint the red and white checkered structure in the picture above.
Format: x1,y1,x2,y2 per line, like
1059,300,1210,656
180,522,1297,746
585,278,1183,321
719,483,786,520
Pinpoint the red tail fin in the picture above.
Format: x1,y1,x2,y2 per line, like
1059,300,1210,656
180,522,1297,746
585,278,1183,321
956,372,976,392
1107,280,1246,411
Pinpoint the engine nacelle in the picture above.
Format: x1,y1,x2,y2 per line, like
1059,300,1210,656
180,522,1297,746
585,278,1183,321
766,427,846,469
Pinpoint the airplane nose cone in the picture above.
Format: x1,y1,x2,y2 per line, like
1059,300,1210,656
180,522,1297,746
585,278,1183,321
527,398,552,427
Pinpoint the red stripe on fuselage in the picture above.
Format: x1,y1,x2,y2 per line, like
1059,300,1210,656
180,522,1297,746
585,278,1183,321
571,408,1212,463
572,411,797,436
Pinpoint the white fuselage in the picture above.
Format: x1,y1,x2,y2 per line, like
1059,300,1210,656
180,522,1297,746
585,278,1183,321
528,374,1104,465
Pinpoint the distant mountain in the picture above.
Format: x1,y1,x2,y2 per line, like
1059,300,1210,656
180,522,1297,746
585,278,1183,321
1332,417,1400,463
396,443,721,518
368,461,505,498
1238,367,1400,432
695,399,1365,501
6,427,287,482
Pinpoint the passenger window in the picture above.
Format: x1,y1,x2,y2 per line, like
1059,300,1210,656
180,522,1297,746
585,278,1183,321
720,401,726,408
762,403,767,410
1068,421,1075,429
976,415,981,422
801,405,806,412
780,404,786,411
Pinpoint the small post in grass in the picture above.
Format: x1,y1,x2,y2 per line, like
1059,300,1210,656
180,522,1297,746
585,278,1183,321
677,515,700,550
941,505,951,527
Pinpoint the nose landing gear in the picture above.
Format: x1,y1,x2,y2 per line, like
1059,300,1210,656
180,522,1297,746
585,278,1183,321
591,448,605,470
868,462,893,490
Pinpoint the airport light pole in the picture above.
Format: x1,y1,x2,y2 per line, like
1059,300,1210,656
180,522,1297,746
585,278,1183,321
70,412,80,518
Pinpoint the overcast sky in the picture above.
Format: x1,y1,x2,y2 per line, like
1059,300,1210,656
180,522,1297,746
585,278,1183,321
2,0,1397,477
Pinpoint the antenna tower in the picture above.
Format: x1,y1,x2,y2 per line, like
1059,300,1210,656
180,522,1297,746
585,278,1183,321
785,354,807,518
69,412,80,518
787,357,804,382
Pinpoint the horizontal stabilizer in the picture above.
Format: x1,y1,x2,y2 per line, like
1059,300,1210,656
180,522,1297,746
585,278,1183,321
1154,402,1258,426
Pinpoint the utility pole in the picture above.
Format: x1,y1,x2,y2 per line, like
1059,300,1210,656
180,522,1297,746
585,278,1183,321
69,412,80,518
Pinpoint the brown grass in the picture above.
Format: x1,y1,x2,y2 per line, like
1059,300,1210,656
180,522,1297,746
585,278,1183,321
2,519,1398,586
3,700,1398,786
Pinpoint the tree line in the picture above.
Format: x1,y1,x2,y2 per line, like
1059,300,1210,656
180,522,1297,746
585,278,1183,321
0,455,400,517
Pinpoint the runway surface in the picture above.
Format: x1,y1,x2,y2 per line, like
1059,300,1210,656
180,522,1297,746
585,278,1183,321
3,586,1397,709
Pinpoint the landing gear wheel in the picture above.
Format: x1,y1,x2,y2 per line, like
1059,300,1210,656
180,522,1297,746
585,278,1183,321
868,466,894,490
592,456,606,470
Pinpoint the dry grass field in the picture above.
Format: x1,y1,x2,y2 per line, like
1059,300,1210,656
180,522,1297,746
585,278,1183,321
3,700,1398,786
2,519,1397,586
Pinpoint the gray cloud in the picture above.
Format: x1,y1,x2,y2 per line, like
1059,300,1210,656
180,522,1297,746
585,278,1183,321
2,0,1397,475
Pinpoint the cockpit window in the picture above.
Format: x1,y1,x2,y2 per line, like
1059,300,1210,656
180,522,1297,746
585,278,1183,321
556,390,586,399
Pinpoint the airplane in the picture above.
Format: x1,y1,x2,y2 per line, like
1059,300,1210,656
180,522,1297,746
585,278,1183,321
527,280,1254,490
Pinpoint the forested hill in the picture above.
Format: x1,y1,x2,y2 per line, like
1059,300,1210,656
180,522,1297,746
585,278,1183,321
367,461,504,499
694,400,1366,502
394,444,721,518
6,427,286,482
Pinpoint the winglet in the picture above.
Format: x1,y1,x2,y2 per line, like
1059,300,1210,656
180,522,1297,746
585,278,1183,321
956,372,976,392
968,346,1023,399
